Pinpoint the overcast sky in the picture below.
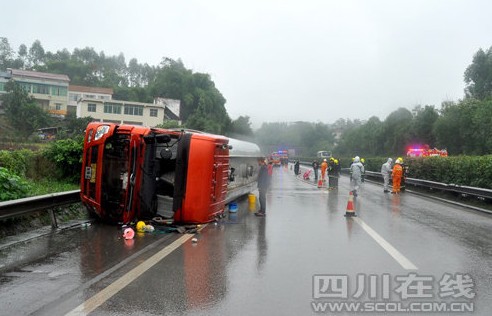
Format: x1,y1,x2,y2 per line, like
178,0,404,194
3,0,492,128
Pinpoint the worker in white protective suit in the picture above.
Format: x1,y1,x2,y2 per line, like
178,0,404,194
381,158,393,193
349,156,365,197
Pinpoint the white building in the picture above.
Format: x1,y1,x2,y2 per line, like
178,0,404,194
3,68,70,117
69,85,113,116
78,97,169,127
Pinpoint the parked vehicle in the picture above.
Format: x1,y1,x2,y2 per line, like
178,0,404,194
316,150,332,159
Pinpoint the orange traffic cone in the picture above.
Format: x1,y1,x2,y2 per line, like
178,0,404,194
344,191,356,217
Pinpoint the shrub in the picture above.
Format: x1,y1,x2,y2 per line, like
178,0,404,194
42,137,83,183
0,167,31,201
0,149,34,176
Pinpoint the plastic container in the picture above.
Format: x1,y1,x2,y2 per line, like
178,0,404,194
228,202,238,213
248,194,256,205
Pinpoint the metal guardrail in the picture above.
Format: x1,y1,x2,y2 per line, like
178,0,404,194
0,190,81,227
295,161,492,201
363,171,492,200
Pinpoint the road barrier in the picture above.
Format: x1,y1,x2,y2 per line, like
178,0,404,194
362,170,492,200
0,190,81,228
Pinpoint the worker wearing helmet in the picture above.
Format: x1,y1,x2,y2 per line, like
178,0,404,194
327,157,336,189
331,158,341,190
392,158,403,194
320,159,328,183
349,156,364,197
397,157,409,191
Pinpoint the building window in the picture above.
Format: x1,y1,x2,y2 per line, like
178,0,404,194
20,83,32,93
0,82,5,92
55,103,62,111
33,83,50,95
124,105,143,116
84,94,95,99
150,109,158,117
88,103,96,112
50,86,67,96
69,93,80,101
104,103,122,114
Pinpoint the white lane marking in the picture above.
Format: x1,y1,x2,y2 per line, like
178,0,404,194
353,217,418,270
66,234,194,316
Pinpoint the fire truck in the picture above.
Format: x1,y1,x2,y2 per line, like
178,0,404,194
406,146,448,157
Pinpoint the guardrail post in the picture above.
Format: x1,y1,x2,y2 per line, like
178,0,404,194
48,209,58,229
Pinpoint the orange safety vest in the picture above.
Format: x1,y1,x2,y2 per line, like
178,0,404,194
320,161,328,178
392,164,403,178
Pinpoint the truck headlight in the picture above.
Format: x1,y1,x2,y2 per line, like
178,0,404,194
94,125,110,141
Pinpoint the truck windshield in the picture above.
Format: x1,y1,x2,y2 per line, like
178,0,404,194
101,134,130,218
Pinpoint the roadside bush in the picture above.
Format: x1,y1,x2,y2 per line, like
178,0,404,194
0,167,31,201
26,153,61,180
0,149,34,177
42,137,83,183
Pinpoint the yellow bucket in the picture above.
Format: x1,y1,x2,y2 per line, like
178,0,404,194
248,193,256,205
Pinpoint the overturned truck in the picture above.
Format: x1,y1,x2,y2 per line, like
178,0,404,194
80,122,262,224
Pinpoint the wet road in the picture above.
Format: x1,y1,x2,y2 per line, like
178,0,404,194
1,165,491,315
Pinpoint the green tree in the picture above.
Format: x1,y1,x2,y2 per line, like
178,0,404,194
128,57,143,87
382,107,413,155
151,59,230,133
434,102,463,154
1,81,52,138
228,116,254,138
59,114,94,138
16,44,28,68
0,37,14,68
255,122,292,153
471,99,492,154
28,40,46,69
434,100,479,155
408,105,439,146
360,116,384,156
151,58,193,119
254,121,335,156
113,86,152,103
464,46,492,100
309,122,336,156
185,84,229,134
